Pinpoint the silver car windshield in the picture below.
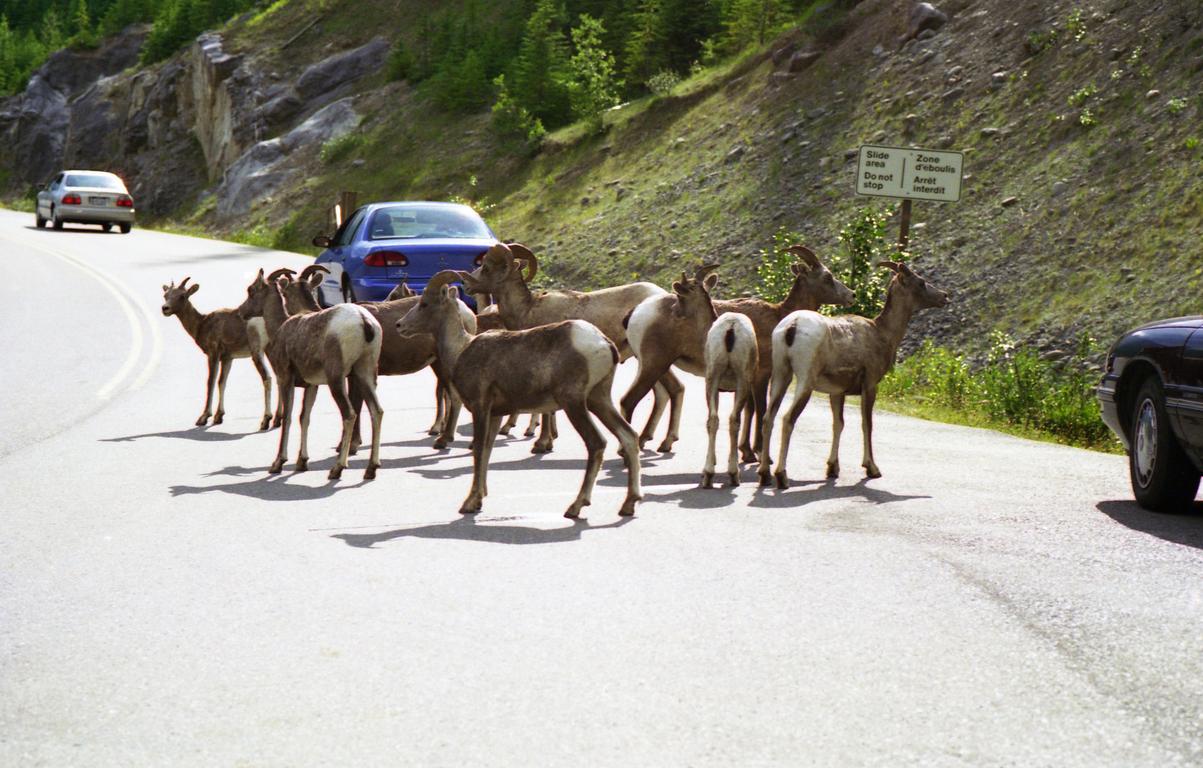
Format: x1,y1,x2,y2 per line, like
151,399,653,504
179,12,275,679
65,174,123,189
366,206,491,240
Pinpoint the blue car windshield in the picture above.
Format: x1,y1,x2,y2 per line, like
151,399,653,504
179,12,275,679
366,205,490,240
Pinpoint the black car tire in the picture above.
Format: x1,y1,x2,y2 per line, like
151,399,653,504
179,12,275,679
119,222,132,234
341,275,357,304
52,207,63,230
102,223,113,232
35,212,45,228
1129,377,1200,512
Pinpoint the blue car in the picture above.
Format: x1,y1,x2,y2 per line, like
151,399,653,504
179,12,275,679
311,201,498,307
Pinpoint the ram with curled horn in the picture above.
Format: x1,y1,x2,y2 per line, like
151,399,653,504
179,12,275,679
623,244,856,461
161,268,296,431
460,241,678,455
395,270,643,518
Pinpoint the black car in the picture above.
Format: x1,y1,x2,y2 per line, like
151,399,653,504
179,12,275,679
1098,316,1203,511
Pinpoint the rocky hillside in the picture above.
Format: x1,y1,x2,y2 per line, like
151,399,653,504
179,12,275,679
2,0,1201,360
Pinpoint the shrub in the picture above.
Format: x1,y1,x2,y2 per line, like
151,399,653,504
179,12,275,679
646,69,680,96
755,228,802,303
833,206,893,317
319,133,365,165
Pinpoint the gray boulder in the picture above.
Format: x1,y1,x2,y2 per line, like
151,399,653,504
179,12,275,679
296,37,389,102
898,3,948,48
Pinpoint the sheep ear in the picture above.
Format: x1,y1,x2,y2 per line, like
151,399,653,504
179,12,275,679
704,273,719,291
671,281,683,293
186,283,200,296
162,284,170,292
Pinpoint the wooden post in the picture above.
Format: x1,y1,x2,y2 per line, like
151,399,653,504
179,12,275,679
897,198,912,253
338,191,359,223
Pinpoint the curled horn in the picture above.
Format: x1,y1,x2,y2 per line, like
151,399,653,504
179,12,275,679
483,242,513,268
179,276,191,289
422,270,461,298
876,260,902,272
299,264,331,281
694,263,720,282
267,267,296,282
786,245,820,269
507,242,537,281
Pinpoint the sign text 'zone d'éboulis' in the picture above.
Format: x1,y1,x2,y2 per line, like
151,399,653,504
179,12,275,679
856,145,964,203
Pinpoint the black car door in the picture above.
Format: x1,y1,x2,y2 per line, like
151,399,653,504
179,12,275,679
1171,329,1203,460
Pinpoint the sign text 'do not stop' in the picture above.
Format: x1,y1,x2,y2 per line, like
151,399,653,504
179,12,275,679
856,145,964,203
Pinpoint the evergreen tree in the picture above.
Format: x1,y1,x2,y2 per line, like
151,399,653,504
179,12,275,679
509,0,572,127
623,0,665,88
0,15,14,93
658,0,720,72
568,14,620,133
721,0,786,52
40,7,64,50
68,0,92,40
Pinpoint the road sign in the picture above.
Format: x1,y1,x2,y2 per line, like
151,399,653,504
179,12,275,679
856,144,964,203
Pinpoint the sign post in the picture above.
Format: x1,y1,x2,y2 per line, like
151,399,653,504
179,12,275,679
855,144,963,252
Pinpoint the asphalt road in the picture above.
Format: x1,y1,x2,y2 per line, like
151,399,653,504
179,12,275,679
1,209,1201,767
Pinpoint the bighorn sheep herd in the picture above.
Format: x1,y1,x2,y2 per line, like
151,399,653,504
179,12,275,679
162,242,948,516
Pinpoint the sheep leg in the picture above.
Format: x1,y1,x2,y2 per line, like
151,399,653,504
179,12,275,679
327,374,356,482
461,402,494,514
427,376,446,436
196,352,219,426
587,381,642,516
740,376,768,463
728,383,750,486
269,378,295,474
251,351,273,431
523,413,540,437
294,385,319,472
347,377,364,456
212,355,233,425
499,413,519,436
757,359,791,485
354,367,384,480
827,393,845,479
619,355,671,449
531,410,556,453
860,386,881,478
640,382,670,448
702,378,721,488
480,414,502,497
561,400,606,519
774,381,812,490
435,388,462,450
656,370,686,453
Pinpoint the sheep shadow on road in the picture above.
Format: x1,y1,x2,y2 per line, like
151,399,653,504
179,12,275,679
1097,499,1203,550
102,426,257,443
330,514,634,549
747,478,931,509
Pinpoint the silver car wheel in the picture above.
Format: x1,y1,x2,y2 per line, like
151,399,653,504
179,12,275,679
1133,397,1157,488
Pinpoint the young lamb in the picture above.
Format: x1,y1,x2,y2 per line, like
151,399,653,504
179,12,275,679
162,275,276,430
758,260,948,488
702,312,759,488
396,271,642,518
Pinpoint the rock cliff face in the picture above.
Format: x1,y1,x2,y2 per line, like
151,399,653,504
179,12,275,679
0,28,386,222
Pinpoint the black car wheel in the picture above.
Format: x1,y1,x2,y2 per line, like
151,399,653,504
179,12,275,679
52,207,63,230
1129,377,1200,511
341,275,357,304
119,222,132,234
35,211,46,228
102,223,113,232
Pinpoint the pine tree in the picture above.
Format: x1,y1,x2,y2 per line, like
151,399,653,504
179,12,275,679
721,0,787,52
623,0,665,88
67,0,91,40
509,0,572,127
658,0,720,72
568,14,621,133
40,7,63,50
0,15,14,94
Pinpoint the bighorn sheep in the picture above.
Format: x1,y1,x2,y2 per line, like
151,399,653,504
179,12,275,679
162,275,277,430
460,242,675,453
623,245,853,458
385,282,416,301
702,313,759,488
238,271,385,480
396,271,642,518
757,260,949,488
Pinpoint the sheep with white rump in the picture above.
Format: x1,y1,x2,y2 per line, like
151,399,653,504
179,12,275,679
396,271,642,518
758,260,948,488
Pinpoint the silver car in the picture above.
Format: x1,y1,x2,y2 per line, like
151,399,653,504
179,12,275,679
36,170,136,233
